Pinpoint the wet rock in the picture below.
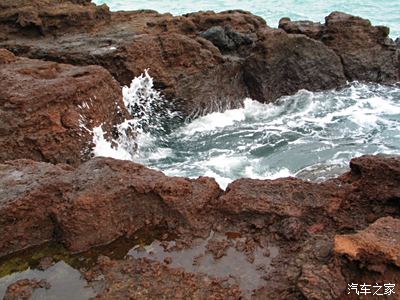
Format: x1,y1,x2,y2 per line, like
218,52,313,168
206,237,232,259
276,217,304,241
243,30,346,103
297,263,346,300
0,51,128,165
200,25,252,52
90,256,242,299
334,216,400,267
218,177,340,218
0,157,221,256
1,1,398,117
396,37,400,48
38,256,55,270
4,279,50,300
280,11,400,83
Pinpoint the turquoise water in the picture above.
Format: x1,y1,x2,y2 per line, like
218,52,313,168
90,1,400,189
94,0,400,37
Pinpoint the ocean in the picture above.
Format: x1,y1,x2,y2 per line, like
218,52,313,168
91,0,400,189
94,0,400,38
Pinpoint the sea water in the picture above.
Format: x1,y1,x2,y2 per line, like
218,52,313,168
93,71,400,189
90,1,400,189
94,0,400,38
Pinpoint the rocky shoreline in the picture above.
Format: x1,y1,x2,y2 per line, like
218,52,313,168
0,0,400,299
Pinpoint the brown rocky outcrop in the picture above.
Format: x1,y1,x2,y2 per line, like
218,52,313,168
243,29,346,102
89,256,242,299
0,155,399,299
0,0,110,36
335,217,400,267
0,49,128,165
3,279,50,300
0,157,221,256
1,1,398,117
279,12,400,83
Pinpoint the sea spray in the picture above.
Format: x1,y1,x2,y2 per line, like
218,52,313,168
92,70,182,160
93,73,400,189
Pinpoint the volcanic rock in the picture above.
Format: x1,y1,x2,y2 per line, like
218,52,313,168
2,1,398,117
0,49,128,165
334,216,400,267
0,157,221,256
280,11,400,83
217,177,341,219
297,263,346,300
89,256,242,299
3,279,50,300
243,29,346,102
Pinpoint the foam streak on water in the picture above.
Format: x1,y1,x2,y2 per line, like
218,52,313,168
93,74,400,189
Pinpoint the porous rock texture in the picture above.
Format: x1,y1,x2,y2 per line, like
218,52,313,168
1,0,399,117
0,48,129,165
0,155,399,299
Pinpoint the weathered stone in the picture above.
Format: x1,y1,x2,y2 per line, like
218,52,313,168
0,52,128,165
89,256,242,299
297,264,346,300
0,157,221,255
4,279,49,300
334,217,400,267
243,30,346,103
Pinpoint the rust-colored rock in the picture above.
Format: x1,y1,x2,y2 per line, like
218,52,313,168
89,256,242,299
3,279,49,300
0,51,128,165
0,157,221,256
0,48,16,64
0,155,400,298
1,1,398,117
243,29,346,103
0,0,110,36
218,177,341,218
334,217,400,267
280,12,400,83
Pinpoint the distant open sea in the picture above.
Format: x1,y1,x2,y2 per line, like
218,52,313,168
94,0,400,38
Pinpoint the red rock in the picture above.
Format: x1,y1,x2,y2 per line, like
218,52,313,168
344,155,400,202
217,177,340,218
0,50,128,165
4,279,50,300
334,216,400,267
2,1,397,117
243,29,346,103
90,256,242,299
0,48,16,63
280,11,399,83
297,263,346,300
0,157,221,255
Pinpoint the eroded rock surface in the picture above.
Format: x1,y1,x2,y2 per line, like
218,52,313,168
0,49,128,165
0,157,221,256
3,279,49,300
1,1,399,117
279,12,400,83
89,256,242,299
335,217,400,267
0,155,399,299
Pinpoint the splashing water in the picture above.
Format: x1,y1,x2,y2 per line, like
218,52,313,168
93,72,400,189
92,70,181,160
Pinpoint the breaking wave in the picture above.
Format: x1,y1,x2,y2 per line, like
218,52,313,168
93,71,400,189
